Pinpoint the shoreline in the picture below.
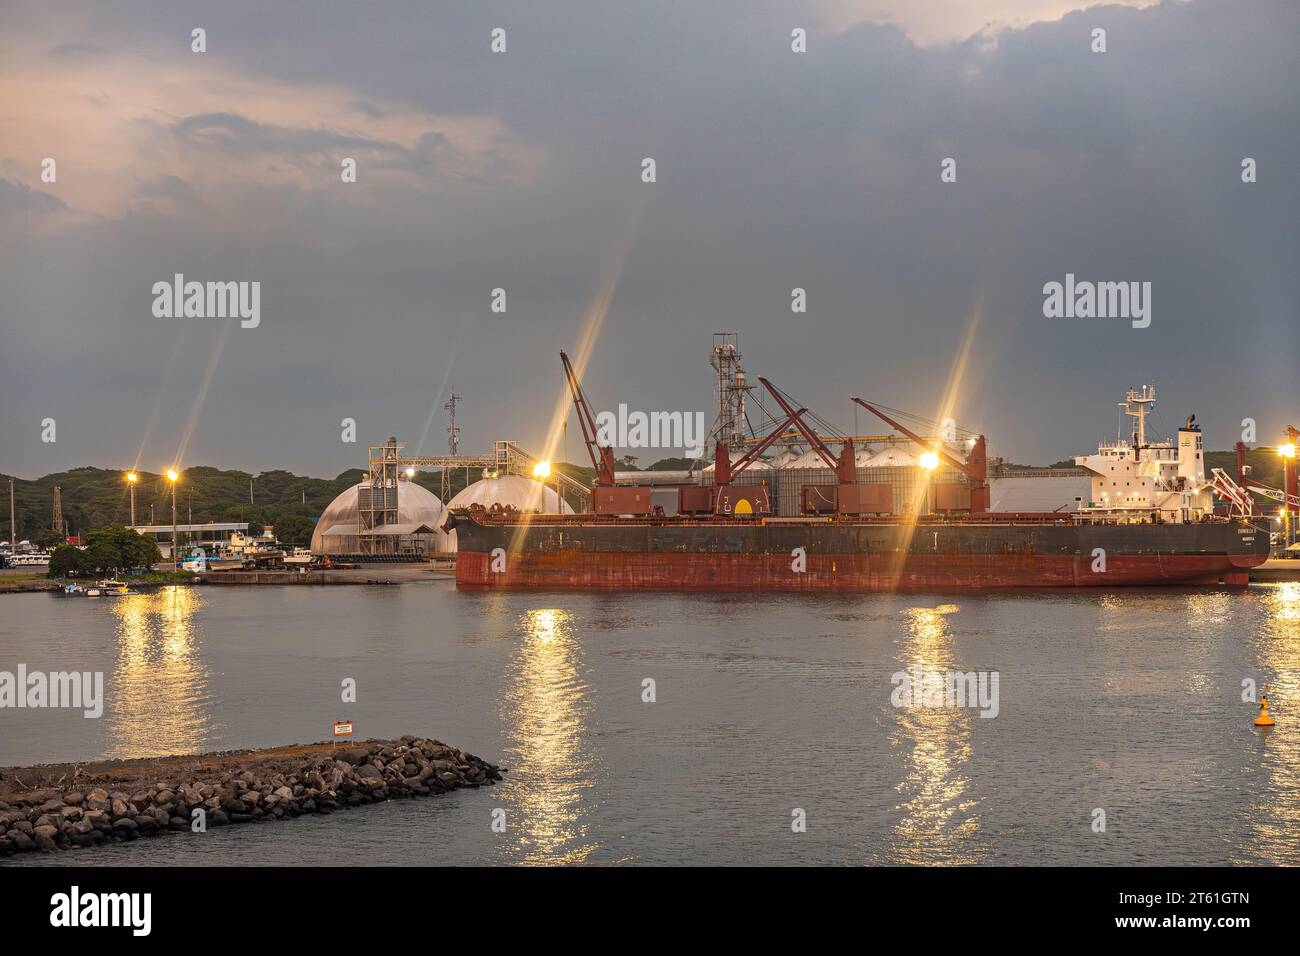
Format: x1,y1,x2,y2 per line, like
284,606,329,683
4,558,1299,594
0,563,448,594
0,736,502,857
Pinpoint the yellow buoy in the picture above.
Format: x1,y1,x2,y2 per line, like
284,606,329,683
1254,694,1277,727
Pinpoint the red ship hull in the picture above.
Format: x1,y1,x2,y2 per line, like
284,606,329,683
455,549,1258,589
449,514,1268,590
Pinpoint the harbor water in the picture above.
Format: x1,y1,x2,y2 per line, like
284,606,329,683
2,581,1298,866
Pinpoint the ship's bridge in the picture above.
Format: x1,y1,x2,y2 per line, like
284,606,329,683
1073,386,1210,521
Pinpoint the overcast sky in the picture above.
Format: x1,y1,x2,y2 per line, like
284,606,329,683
1,0,1296,478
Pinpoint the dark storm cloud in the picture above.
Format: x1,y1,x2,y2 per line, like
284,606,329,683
0,0,1296,479
165,113,463,179
349,100,387,119
134,174,204,212
0,178,70,219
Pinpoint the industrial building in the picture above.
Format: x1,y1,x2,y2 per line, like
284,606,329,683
310,479,447,556
311,436,585,557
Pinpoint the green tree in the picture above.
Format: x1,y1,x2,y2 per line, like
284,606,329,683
35,529,64,550
80,526,162,574
648,456,700,471
273,514,315,548
47,544,90,578
83,539,121,573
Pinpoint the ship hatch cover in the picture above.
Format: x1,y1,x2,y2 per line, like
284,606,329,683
735,499,753,515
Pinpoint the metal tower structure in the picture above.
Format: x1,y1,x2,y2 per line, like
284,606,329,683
52,486,64,537
358,436,403,556
445,393,462,455
709,332,754,451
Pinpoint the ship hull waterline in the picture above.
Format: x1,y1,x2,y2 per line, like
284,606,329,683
449,515,1268,591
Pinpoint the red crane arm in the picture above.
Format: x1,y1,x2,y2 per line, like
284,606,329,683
757,377,838,468
560,350,615,485
849,397,977,480
730,409,805,476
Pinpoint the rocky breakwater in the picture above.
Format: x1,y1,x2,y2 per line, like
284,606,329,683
0,736,502,856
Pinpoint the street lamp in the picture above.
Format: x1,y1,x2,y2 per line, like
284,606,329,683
1279,444,1297,547
125,471,138,528
166,468,180,567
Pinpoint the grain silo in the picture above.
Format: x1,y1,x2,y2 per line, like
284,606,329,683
311,477,448,556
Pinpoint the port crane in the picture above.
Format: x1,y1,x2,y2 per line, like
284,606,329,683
560,350,617,486
710,377,857,486
1209,468,1256,518
849,397,989,513
712,403,807,486
758,378,857,483
1246,483,1300,510
1225,430,1300,520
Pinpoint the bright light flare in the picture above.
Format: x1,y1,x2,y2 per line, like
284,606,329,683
165,468,179,483
126,471,138,483
532,460,552,479
405,466,416,477
919,451,940,471
1278,443,1296,459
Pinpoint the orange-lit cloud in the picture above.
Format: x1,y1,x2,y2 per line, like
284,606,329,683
0,46,543,219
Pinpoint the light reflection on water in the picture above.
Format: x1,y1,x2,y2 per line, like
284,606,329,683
104,586,215,759
1243,583,1300,864
889,603,983,865
498,607,599,864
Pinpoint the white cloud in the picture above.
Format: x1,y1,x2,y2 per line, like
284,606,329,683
810,0,1166,45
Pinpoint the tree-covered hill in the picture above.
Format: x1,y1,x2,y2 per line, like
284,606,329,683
0,466,365,546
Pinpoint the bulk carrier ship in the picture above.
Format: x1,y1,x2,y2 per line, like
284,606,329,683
446,349,1268,590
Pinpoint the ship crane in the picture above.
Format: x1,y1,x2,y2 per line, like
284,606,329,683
714,403,808,485
1209,468,1256,517
758,378,857,483
849,397,989,513
560,350,616,486
712,377,858,486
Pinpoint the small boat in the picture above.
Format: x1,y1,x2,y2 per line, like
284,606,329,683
97,579,138,596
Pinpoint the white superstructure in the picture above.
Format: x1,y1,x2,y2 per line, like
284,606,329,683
1074,384,1212,522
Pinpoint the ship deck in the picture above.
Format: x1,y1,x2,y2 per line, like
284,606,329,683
462,510,1253,529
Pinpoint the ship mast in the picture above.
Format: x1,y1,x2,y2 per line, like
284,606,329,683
1124,384,1156,449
